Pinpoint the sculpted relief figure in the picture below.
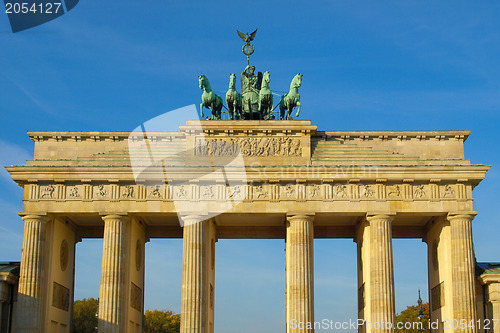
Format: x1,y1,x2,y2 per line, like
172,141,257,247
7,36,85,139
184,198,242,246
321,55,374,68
414,185,426,198
443,185,455,198
122,185,135,198
69,186,80,198
335,184,347,198
150,185,162,198
41,185,55,199
360,185,375,198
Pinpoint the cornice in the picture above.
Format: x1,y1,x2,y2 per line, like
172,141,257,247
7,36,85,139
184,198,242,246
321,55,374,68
317,130,470,142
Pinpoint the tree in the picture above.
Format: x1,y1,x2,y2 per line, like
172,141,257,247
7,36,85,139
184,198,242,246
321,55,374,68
72,298,98,333
395,302,430,333
144,309,181,333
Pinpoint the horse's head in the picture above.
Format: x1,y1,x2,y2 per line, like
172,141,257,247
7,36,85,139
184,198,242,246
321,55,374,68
289,73,302,90
229,73,236,88
199,75,206,89
295,73,302,87
263,71,270,83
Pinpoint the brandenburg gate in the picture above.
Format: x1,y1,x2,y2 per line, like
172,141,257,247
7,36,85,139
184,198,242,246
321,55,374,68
6,117,496,332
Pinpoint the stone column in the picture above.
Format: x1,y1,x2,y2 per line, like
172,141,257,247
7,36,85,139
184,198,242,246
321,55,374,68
286,214,314,333
16,214,46,333
367,214,395,333
180,216,216,333
480,280,500,333
492,300,500,333
98,215,127,333
448,213,478,332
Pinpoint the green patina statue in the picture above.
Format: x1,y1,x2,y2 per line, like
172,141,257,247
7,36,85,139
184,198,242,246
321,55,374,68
259,71,274,120
225,73,242,120
240,65,263,119
199,75,223,120
280,73,302,120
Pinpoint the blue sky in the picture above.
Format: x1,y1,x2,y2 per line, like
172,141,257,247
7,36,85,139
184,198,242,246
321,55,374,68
1,1,499,332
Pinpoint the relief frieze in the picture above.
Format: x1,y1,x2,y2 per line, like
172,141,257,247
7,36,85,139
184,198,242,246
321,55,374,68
30,182,468,202
194,137,302,157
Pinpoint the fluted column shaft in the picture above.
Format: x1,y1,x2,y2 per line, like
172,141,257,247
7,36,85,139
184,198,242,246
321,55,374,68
448,214,478,333
367,214,395,333
98,215,127,333
181,217,210,333
286,214,314,333
492,300,500,333
16,215,45,333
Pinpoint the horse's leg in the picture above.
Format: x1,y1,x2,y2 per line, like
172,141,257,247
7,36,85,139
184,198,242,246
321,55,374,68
258,95,262,117
295,101,301,118
269,96,274,119
210,102,216,120
236,97,242,119
200,103,204,118
228,101,233,120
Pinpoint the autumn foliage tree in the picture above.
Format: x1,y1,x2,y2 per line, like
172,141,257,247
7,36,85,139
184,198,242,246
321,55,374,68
395,302,430,333
72,298,180,333
144,310,180,333
72,298,98,333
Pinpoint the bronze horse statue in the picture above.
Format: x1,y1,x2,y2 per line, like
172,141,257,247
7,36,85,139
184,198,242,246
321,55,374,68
258,71,274,119
199,75,223,120
279,73,302,120
225,73,242,120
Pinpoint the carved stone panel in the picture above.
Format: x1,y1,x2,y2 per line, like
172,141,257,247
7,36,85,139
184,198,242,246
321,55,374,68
52,282,70,311
333,184,348,199
359,184,375,199
431,282,445,311
413,184,428,199
281,184,296,200
386,185,402,199
40,185,56,199
253,184,269,200
308,184,322,199
93,184,109,199
148,185,164,199
441,184,456,198
194,137,302,157
130,282,142,312
67,185,81,199
121,185,136,199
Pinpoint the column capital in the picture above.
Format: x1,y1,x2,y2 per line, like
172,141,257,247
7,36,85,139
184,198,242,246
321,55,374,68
101,214,129,222
447,212,477,223
21,214,46,222
286,213,315,223
478,274,500,286
180,214,211,227
366,213,395,223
